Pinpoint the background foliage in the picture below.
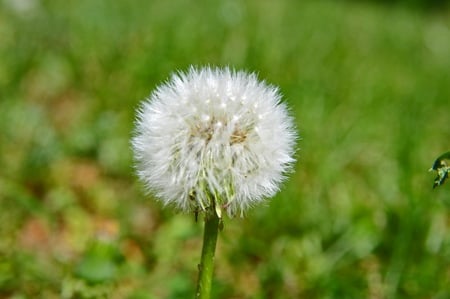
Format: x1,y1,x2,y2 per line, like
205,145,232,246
1,0,449,298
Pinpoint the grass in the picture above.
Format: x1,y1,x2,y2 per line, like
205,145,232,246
0,0,449,298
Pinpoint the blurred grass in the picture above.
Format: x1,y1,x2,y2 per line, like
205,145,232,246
1,0,449,298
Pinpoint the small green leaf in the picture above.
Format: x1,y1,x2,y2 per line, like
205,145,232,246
429,151,450,188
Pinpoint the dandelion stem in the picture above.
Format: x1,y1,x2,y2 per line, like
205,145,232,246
196,209,220,299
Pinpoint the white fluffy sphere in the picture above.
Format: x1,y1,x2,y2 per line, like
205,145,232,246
132,66,296,216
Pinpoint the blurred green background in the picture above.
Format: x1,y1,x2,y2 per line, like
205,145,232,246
1,0,449,298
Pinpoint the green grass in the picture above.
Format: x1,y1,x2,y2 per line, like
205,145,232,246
1,0,449,298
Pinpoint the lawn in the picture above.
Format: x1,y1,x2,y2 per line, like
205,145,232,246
0,0,449,298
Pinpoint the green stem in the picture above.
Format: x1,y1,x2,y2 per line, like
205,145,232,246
196,210,220,299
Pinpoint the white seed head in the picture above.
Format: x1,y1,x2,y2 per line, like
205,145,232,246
132,66,297,217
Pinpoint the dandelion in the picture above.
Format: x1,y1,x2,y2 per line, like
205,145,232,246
132,66,296,217
132,66,297,298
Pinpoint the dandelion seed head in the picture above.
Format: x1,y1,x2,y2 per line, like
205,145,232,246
132,66,297,217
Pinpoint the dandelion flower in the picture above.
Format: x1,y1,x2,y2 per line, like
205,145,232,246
132,66,296,217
